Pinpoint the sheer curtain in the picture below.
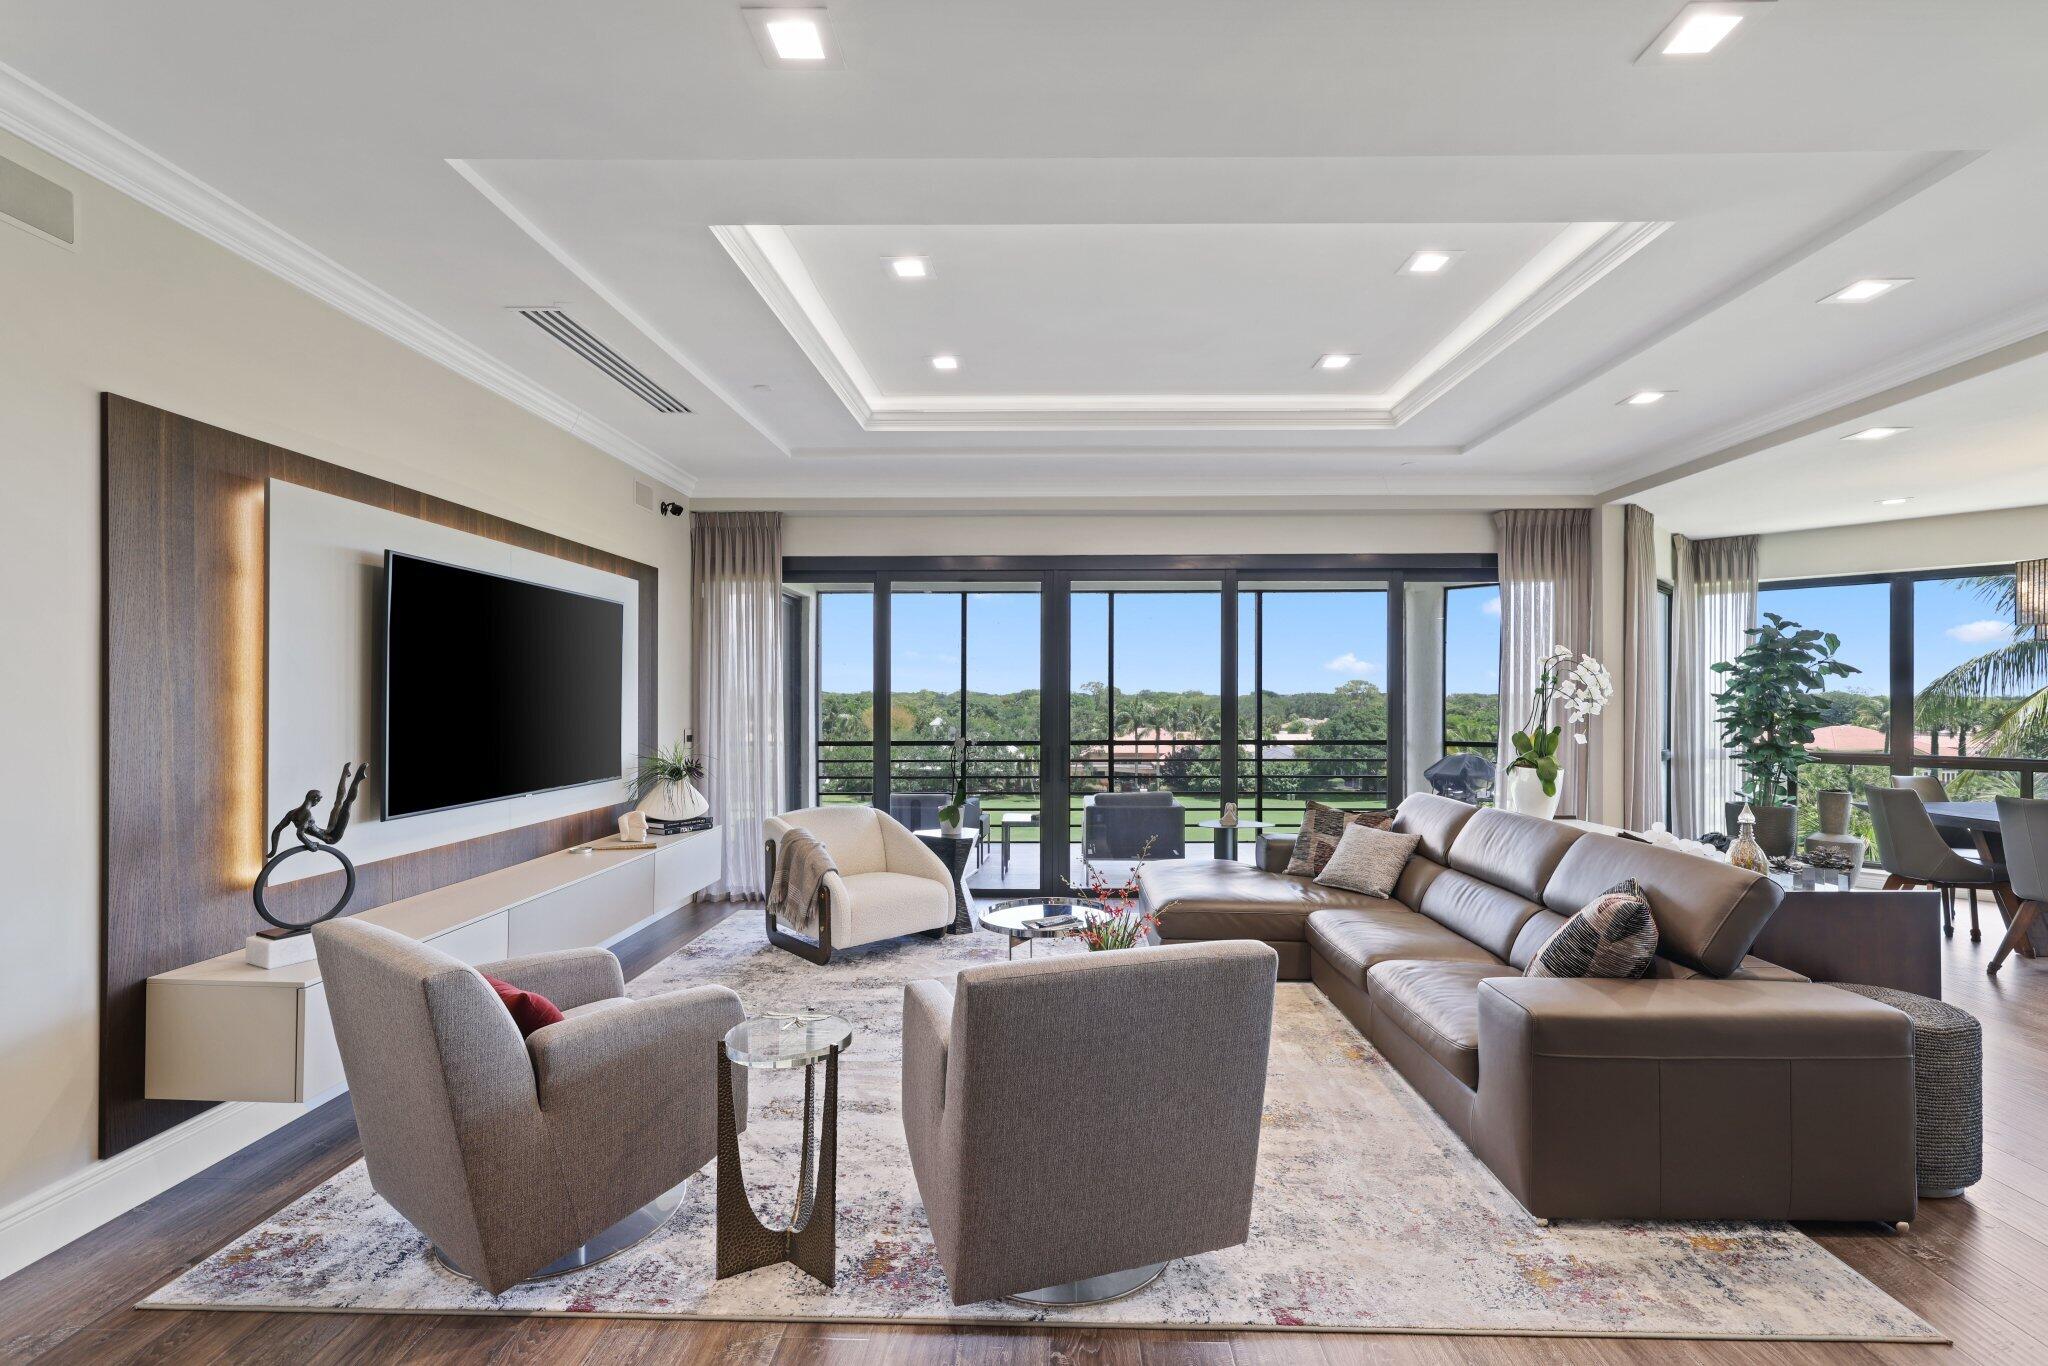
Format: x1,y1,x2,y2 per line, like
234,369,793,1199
1669,532,1758,839
691,511,783,900
1494,509,1594,818
1621,505,1663,831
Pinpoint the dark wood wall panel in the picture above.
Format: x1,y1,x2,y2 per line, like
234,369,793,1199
102,394,660,1158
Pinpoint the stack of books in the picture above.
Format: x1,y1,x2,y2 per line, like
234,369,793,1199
647,814,714,836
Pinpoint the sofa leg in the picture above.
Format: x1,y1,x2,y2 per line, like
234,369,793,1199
1532,1217,1551,1227
1892,1221,1911,1234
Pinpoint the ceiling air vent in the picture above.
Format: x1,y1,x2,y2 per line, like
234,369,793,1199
0,152,75,246
518,308,689,413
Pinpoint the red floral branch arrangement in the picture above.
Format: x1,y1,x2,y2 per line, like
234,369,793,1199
1063,837,1160,952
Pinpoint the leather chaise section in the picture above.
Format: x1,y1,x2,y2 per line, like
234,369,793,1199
1366,959,1521,1088
1140,860,1390,942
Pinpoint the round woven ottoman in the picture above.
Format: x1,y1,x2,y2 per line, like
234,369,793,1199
1833,983,1983,1198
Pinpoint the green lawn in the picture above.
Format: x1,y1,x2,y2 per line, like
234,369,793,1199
830,792,1385,844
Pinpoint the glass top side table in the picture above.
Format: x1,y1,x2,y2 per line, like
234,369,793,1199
983,898,1106,959
716,1012,853,1286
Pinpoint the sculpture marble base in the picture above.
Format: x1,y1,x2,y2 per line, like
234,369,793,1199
244,932,319,969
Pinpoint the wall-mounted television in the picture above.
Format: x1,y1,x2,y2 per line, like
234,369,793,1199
382,551,625,818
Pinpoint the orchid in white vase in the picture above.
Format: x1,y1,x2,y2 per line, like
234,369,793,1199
1503,648,1613,818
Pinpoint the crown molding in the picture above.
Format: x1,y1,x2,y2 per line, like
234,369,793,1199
715,220,1668,433
0,60,698,496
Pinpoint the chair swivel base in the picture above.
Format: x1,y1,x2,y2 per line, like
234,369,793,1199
1005,1260,1168,1307
430,1178,690,1286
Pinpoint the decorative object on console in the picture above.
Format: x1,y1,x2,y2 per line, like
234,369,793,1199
1313,823,1421,899
936,737,971,836
633,742,709,830
1503,647,1612,820
1712,613,1858,856
1727,804,1772,875
251,762,368,938
619,810,649,842
1525,878,1659,980
1804,787,1868,882
1283,801,1395,877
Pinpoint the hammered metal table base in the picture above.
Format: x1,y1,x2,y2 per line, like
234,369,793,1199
717,1041,841,1286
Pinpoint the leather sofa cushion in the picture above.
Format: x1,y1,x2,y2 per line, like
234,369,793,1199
1446,807,1586,903
1392,792,1478,863
1542,833,1780,978
1474,977,1911,1059
1139,860,1388,942
1414,867,1548,964
1367,959,1521,1088
1306,906,1502,988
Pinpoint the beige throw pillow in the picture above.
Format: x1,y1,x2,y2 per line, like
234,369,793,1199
1313,824,1421,899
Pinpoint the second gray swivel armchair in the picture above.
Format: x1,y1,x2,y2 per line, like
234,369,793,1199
1867,785,1999,943
901,940,1278,1305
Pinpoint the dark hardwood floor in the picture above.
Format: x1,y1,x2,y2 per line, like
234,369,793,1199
7,902,2048,1365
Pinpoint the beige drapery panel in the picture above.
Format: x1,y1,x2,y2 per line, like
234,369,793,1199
1494,509,1595,818
1669,531,1758,840
691,511,783,900
1621,505,1664,831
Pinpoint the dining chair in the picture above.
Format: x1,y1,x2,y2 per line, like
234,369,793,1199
1892,774,1983,929
1866,786,1998,942
1991,797,2048,975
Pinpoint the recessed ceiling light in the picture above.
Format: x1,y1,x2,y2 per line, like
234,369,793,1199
930,354,960,372
888,256,931,280
1316,353,1355,371
1826,278,1912,303
1843,426,1910,441
1620,390,1670,406
1639,3,1770,63
743,8,839,67
1878,497,1911,506
1402,250,1457,275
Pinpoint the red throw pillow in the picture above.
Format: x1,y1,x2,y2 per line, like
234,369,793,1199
482,973,565,1037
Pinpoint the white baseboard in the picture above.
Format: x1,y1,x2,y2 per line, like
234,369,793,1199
0,1098,310,1283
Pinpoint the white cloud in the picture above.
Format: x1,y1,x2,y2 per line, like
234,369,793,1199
1481,596,1501,618
1324,652,1380,676
1946,619,2013,644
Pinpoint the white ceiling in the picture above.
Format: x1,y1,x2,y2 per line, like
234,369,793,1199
2,0,2048,519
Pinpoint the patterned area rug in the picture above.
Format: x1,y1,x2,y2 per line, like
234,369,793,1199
143,911,1943,1341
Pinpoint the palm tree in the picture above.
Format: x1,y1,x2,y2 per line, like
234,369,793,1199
1917,575,2048,756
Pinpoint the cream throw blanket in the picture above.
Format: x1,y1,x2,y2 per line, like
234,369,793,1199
768,828,836,938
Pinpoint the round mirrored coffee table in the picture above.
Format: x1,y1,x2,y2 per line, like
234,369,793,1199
716,1012,854,1286
982,898,1107,959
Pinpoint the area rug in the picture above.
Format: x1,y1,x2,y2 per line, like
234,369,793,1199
142,912,1943,1342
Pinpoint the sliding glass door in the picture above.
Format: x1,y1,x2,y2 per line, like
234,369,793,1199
786,559,1492,897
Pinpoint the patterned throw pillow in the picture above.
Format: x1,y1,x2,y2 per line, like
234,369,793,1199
1284,802,1396,878
1525,879,1660,980
1313,824,1423,899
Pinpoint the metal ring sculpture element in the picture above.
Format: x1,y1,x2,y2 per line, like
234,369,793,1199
252,843,357,935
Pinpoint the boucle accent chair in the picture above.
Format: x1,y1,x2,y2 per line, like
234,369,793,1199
764,805,957,963
901,940,1278,1305
1138,793,1920,1226
312,918,746,1294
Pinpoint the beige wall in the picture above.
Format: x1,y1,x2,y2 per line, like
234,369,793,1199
0,127,690,1270
1758,504,2048,581
778,508,1499,559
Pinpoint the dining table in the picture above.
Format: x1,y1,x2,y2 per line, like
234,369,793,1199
1923,800,2048,958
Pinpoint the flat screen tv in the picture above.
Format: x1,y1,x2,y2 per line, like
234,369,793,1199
382,551,625,818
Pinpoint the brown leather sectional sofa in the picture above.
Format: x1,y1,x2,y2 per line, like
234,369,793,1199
1137,792,1918,1224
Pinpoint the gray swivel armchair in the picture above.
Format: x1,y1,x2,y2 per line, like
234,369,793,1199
1867,785,1999,943
901,940,1278,1305
313,918,745,1293
1082,789,1187,861
1991,796,2048,974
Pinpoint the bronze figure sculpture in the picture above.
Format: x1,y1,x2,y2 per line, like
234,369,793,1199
254,763,369,938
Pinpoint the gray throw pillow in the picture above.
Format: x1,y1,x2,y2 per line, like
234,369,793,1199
1285,802,1396,878
1525,878,1659,979
1313,824,1422,899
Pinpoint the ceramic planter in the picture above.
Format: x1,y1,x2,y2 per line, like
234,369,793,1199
1501,767,1562,821
638,777,709,822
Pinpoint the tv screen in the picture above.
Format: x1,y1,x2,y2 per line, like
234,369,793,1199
382,551,625,818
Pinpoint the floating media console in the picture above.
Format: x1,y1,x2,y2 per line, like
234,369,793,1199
144,829,720,1105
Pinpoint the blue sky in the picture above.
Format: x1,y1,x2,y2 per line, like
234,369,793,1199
818,585,1503,696
1759,575,2018,694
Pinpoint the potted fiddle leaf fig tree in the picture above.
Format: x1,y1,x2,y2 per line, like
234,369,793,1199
1711,613,1859,857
